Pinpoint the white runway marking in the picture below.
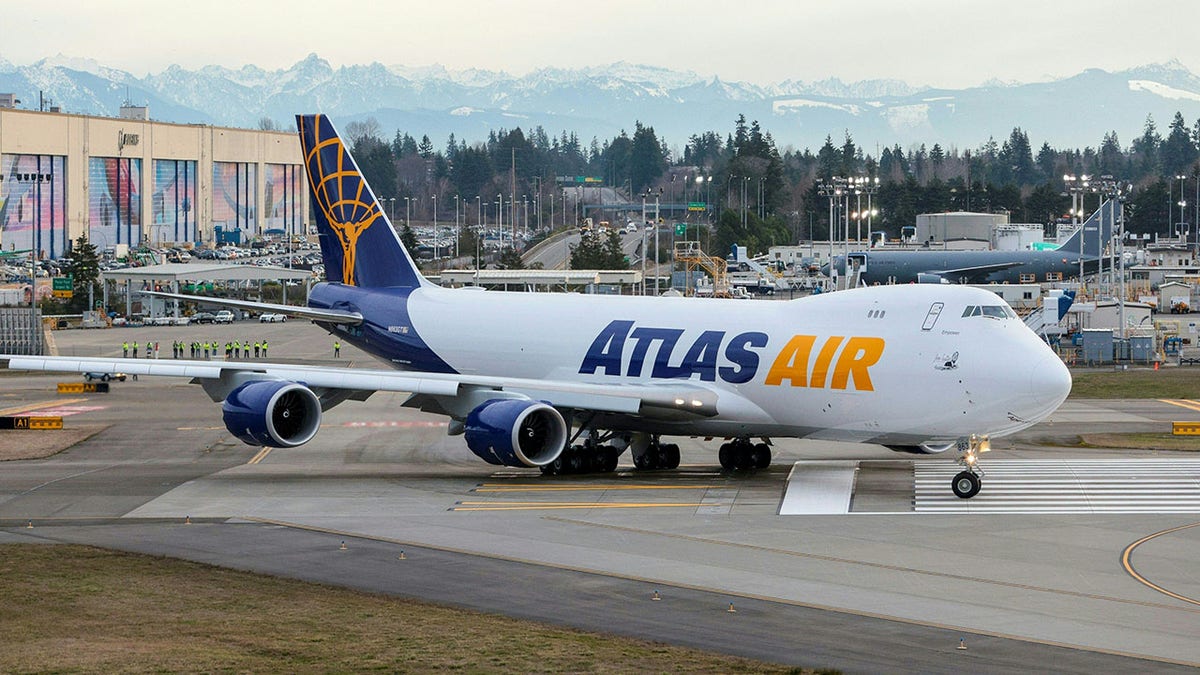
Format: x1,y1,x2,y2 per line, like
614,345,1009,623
916,459,1200,513
780,461,858,514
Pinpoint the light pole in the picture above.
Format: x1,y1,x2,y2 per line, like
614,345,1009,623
1176,174,1188,239
1064,174,1089,284
818,178,845,287
432,194,438,261
497,194,504,251
454,195,460,259
404,197,411,229
864,176,879,238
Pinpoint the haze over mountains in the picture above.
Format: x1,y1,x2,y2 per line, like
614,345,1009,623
3,53,1200,153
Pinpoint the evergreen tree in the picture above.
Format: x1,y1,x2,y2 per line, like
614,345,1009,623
496,247,525,269
63,234,101,312
399,221,418,251
1161,112,1198,176
1132,115,1161,175
629,122,667,195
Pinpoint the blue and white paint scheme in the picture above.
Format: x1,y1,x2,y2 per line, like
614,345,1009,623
1,114,1072,499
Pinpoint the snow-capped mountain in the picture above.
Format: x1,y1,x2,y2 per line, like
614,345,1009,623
2,53,1200,152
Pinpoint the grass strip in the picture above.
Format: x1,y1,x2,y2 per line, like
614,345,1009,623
0,544,817,674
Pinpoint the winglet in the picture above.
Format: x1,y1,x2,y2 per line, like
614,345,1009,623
296,114,427,289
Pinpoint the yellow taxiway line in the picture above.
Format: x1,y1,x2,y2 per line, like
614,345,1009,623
1160,399,1200,414
247,447,272,465
1122,520,1200,607
0,397,88,416
473,484,719,493
452,501,717,511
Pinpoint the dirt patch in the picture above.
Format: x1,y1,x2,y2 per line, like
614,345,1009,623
0,424,109,461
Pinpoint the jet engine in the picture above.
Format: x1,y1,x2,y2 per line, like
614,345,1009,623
464,398,568,467
886,441,955,455
222,380,322,447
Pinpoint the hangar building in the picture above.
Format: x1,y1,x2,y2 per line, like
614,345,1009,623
0,104,308,259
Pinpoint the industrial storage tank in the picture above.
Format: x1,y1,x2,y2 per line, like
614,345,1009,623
916,211,1008,245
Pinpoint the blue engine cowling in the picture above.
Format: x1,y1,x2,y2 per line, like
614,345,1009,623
464,399,568,467
222,380,322,447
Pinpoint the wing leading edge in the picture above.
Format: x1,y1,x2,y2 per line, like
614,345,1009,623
0,355,721,420
138,290,363,325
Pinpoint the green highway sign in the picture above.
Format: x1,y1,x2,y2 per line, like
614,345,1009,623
687,202,707,211
674,223,687,236
52,277,73,291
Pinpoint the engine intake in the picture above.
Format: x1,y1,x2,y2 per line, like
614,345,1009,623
464,399,567,467
222,380,322,447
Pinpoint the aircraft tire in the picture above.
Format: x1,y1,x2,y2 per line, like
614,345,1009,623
718,444,734,470
951,471,981,499
601,448,619,473
752,443,771,469
566,449,585,474
661,444,680,470
734,447,756,471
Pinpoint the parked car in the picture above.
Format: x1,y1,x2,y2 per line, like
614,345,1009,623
191,312,216,324
258,313,287,323
213,310,235,324
84,372,126,382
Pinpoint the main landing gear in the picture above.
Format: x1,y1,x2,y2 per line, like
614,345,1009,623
632,438,681,471
541,443,620,476
718,438,772,471
950,434,989,499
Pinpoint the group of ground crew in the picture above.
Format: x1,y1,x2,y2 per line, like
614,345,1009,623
121,339,269,360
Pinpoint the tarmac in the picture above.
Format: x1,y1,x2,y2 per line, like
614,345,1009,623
2,319,1200,673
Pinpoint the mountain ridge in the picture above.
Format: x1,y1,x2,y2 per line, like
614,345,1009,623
2,54,1199,152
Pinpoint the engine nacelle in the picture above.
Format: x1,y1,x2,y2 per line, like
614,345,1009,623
886,441,955,455
464,398,567,467
222,380,322,447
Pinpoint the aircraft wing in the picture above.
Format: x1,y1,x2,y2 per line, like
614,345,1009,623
925,261,1024,284
139,290,363,325
0,355,719,420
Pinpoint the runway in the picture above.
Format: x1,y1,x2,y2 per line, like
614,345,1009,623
3,321,1200,671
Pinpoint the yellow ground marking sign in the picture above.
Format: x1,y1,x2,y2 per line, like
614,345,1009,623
1173,421,1200,436
56,382,109,394
0,416,63,430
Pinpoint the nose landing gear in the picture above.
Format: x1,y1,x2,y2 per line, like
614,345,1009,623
951,434,989,499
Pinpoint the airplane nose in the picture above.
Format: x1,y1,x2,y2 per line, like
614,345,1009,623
1029,352,1072,408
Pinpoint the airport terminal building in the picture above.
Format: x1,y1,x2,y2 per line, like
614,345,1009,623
0,104,308,259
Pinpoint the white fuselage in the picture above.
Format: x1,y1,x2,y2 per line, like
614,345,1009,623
407,284,1071,446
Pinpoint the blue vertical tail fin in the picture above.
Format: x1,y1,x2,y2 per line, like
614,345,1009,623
296,114,426,288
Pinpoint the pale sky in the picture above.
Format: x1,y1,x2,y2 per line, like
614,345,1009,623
6,0,1200,88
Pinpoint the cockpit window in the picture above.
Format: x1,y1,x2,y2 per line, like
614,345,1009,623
962,305,1016,319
